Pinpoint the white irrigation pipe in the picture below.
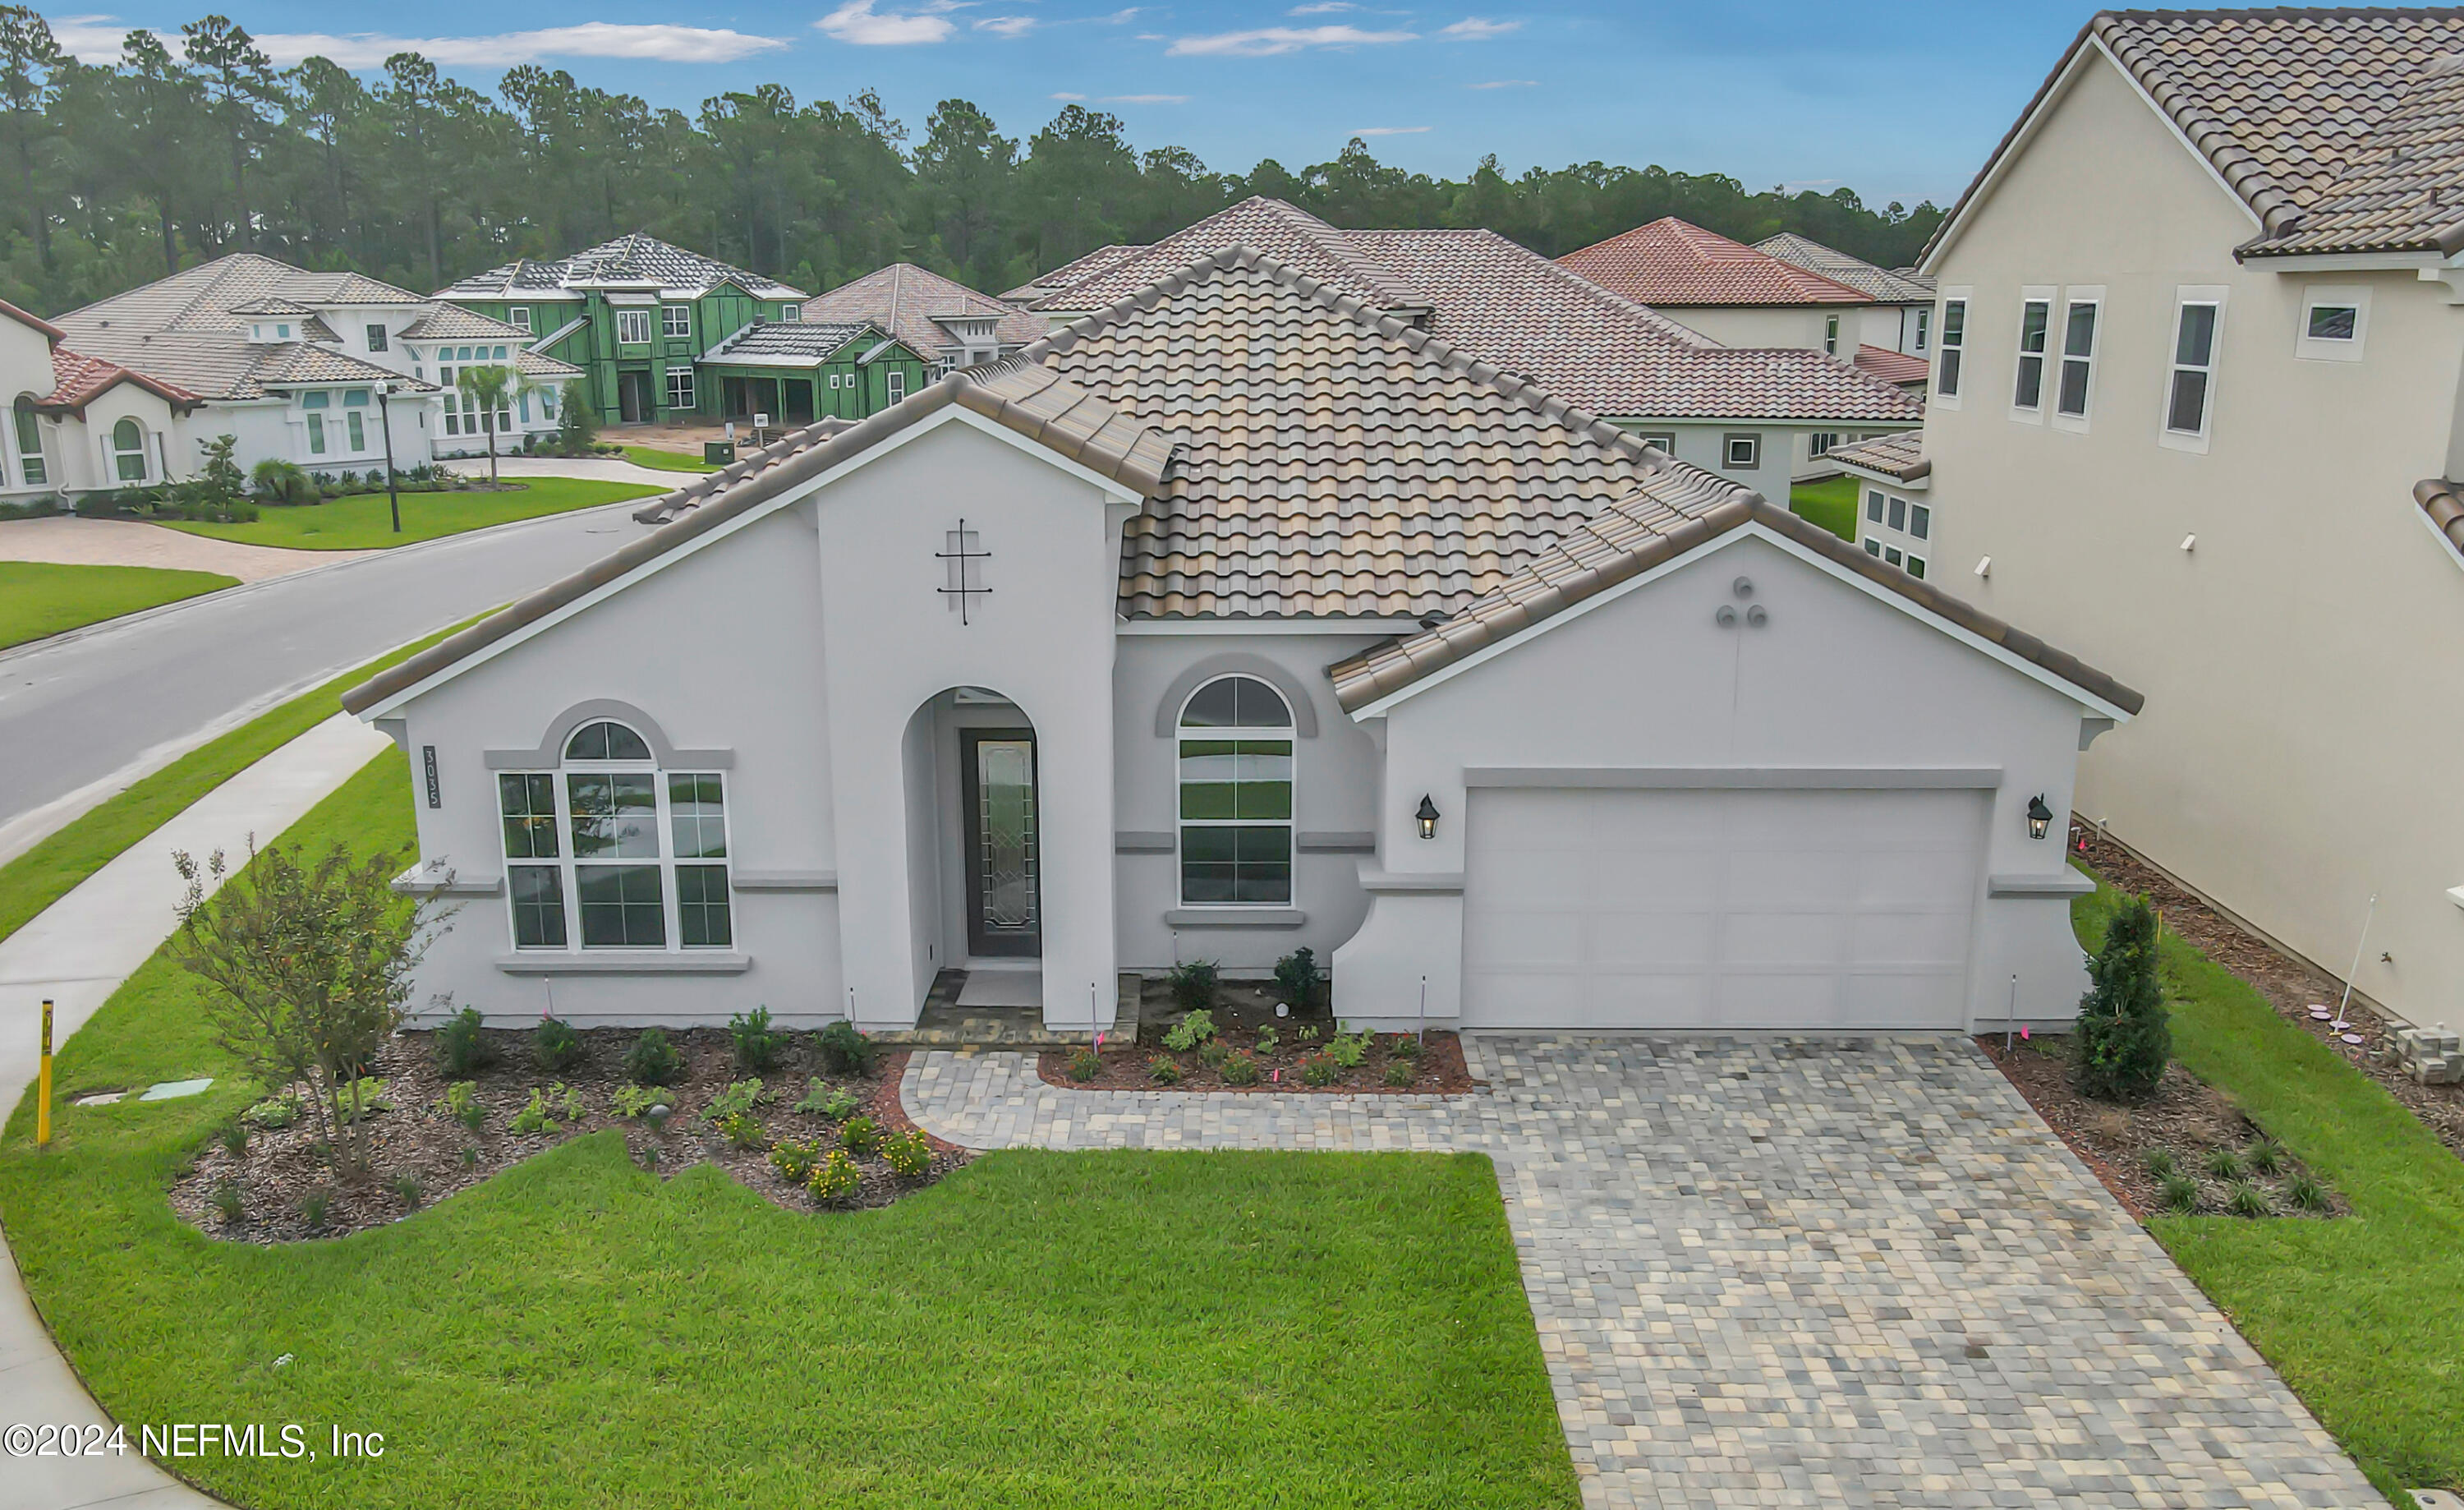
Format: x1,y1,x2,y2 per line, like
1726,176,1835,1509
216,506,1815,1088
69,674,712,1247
2333,892,2377,1034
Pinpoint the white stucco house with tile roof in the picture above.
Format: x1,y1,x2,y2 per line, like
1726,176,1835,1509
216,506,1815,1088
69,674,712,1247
343,241,2137,1041
1905,6,2464,1027
1013,198,1924,499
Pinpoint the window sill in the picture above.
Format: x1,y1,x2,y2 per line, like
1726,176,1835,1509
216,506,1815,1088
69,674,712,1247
1986,872,2096,899
494,951,751,974
1163,908,1307,928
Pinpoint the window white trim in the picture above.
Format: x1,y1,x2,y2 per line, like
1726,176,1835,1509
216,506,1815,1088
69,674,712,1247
1722,432,1762,468
664,368,696,412
615,308,653,346
500,720,734,954
2010,286,2053,423
2159,284,2227,453
1637,430,1677,455
1823,312,1840,357
1175,675,1297,909
1933,288,1969,408
660,304,692,339
508,307,532,334
2296,283,2370,362
2051,284,2103,432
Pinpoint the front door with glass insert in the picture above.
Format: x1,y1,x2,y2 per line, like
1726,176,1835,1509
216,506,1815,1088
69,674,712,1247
961,729,1040,957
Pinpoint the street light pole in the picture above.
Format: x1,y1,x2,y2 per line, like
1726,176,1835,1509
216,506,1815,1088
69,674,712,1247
377,382,402,535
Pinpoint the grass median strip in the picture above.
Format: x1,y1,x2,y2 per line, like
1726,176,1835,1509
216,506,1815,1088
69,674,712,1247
0,751,1573,1510
620,444,721,473
0,561,239,651
156,477,663,550
0,614,480,950
2074,877,2464,1500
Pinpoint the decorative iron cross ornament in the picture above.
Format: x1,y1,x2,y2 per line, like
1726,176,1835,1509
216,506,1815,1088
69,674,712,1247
935,518,993,624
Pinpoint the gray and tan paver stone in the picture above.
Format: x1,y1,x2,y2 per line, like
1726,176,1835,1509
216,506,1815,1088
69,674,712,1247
903,1034,2385,1510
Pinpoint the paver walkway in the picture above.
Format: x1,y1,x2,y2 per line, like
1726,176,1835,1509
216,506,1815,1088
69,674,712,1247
905,1037,2386,1509
0,515,373,582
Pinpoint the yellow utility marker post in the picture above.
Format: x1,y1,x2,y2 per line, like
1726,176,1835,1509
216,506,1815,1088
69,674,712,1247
36,998,53,1146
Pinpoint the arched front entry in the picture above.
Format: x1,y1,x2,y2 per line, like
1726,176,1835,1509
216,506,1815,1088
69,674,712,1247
899,687,1046,1015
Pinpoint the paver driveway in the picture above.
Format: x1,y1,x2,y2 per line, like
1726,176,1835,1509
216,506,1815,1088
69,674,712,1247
904,1034,2383,1509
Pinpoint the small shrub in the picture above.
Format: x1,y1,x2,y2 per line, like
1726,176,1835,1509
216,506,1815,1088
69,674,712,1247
510,1089,556,1135
1198,1039,1230,1069
535,1015,584,1072
1253,1025,1280,1056
817,1020,876,1076
554,1082,586,1123
217,1121,249,1157
770,1137,824,1183
443,1080,486,1132
2226,1182,2273,1218
1386,1034,1422,1060
882,1130,932,1177
1221,1050,1262,1085
391,1173,423,1208
297,1187,333,1229
2245,1139,2285,1176
1162,1008,1216,1053
701,1078,765,1124
795,1080,859,1121
1069,1047,1102,1082
1147,1055,1183,1084
1271,946,1325,1011
334,1077,389,1124
612,1083,664,1120
1327,1032,1368,1069
2159,1175,2200,1214
211,1180,244,1225
718,1110,766,1150
2287,1174,2329,1213
625,1028,684,1086
2141,1148,2177,1180
807,1149,860,1203
1168,959,1221,1012
1300,1052,1340,1088
242,1093,301,1129
2073,894,2170,1103
435,1006,496,1075
2203,1148,2241,1181
1383,1060,1415,1087
729,1006,783,1072
1295,1024,1322,1044
839,1115,882,1153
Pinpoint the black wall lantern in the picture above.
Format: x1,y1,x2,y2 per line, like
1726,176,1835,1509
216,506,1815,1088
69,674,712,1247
2025,794,2053,841
1415,794,1441,840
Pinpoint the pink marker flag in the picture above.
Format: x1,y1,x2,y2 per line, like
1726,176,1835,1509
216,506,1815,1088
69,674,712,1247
2020,1025,2031,1040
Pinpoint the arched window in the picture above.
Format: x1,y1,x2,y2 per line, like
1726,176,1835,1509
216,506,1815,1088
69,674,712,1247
11,396,45,487
110,417,146,482
500,719,732,951
1177,674,1294,906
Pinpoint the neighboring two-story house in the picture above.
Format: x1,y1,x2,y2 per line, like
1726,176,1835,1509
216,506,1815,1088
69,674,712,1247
1897,7,2464,1026
694,321,934,428
437,234,808,428
1010,198,1923,499
798,262,1046,377
1754,232,1938,364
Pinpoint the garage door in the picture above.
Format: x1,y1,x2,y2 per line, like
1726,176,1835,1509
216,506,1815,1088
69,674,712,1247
1461,787,1986,1030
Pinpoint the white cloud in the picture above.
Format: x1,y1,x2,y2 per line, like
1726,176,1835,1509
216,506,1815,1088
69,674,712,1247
816,0,961,46
1168,23,1415,55
1438,16,1520,39
975,14,1036,35
1467,77,1537,88
1287,1,1358,12
45,14,788,66
1050,90,1088,99
1101,93,1187,103
1350,125,1430,136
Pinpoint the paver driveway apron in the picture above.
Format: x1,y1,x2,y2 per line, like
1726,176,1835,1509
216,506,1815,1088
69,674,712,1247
904,1035,2385,1509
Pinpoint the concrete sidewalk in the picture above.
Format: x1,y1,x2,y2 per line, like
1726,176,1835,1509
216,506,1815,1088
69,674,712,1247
0,517,375,582
486,454,691,488
0,713,389,1510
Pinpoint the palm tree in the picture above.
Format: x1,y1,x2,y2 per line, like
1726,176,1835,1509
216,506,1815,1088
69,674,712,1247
455,365,514,488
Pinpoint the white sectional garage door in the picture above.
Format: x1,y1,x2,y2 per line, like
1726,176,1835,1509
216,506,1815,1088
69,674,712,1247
1461,787,1987,1030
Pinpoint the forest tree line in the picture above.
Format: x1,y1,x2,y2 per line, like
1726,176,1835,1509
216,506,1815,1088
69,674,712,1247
0,7,1947,317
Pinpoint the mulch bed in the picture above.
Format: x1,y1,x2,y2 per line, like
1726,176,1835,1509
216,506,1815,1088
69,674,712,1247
1981,1034,2340,1221
2072,822,2464,1164
168,1028,967,1244
1037,981,1474,1093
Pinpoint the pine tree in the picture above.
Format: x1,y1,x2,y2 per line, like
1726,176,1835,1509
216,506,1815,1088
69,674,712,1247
2075,894,2170,1102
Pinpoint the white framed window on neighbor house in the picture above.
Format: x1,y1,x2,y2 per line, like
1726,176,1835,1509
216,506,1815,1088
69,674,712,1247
1915,306,1930,353
664,370,694,411
365,324,389,352
1723,433,1762,469
2296,285,2369,362
109,417,147,481
1860,489,1930,579
344,389,370,452
2053,286,2103,430
500,719,733,952
303,391,329,456
1637,430,1676,454
616,309,653,345
660,305,692,339
1824,313,1840,357
2162,287,2226,452
1810,433,1838,457
2011,287,2053,420
1934,291,1968,405
1177,675,1294,908
886,370,908,404
12,397,47,486
779,304,801,323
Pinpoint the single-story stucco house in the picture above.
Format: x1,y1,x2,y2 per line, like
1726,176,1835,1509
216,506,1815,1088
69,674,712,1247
343,244,2140,1038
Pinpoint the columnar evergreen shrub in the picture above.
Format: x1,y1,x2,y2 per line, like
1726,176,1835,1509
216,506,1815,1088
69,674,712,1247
2074,894,2170,1103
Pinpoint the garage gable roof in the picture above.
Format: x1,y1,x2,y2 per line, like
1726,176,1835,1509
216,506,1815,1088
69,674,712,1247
1326,500,2144,720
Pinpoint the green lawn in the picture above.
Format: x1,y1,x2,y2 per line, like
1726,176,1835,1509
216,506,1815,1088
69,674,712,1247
0,561,237,651
1788,475,1859,541
0,616,477,951
2074,876,2464,1500
0,751,1573,1509
157,477,664,550
621,444,721,473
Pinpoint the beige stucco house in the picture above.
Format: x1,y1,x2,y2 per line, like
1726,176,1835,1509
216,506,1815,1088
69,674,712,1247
1903,7,2464,1024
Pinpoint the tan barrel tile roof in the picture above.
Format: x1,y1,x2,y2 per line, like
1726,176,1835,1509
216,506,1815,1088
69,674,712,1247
1754,233,1937,302
801,263,1046,361
1021,197,1436,315
1852,344,1930,387
1824,430,1928,481
1557,218,1873,307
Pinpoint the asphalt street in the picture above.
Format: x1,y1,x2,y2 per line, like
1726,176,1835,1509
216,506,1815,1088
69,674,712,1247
0,495,665,863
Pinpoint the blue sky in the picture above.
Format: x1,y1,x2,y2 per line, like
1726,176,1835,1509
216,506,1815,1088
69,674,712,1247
43,2,2099,206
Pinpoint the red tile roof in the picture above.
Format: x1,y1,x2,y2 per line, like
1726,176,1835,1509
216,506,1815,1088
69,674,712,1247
38,346,202,413
1556,218,1873,307
1852,345,1930,387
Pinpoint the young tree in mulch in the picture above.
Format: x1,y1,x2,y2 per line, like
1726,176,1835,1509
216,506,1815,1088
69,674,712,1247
171,840,443,1170
2075,893,2172,1103
554,380,598,456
